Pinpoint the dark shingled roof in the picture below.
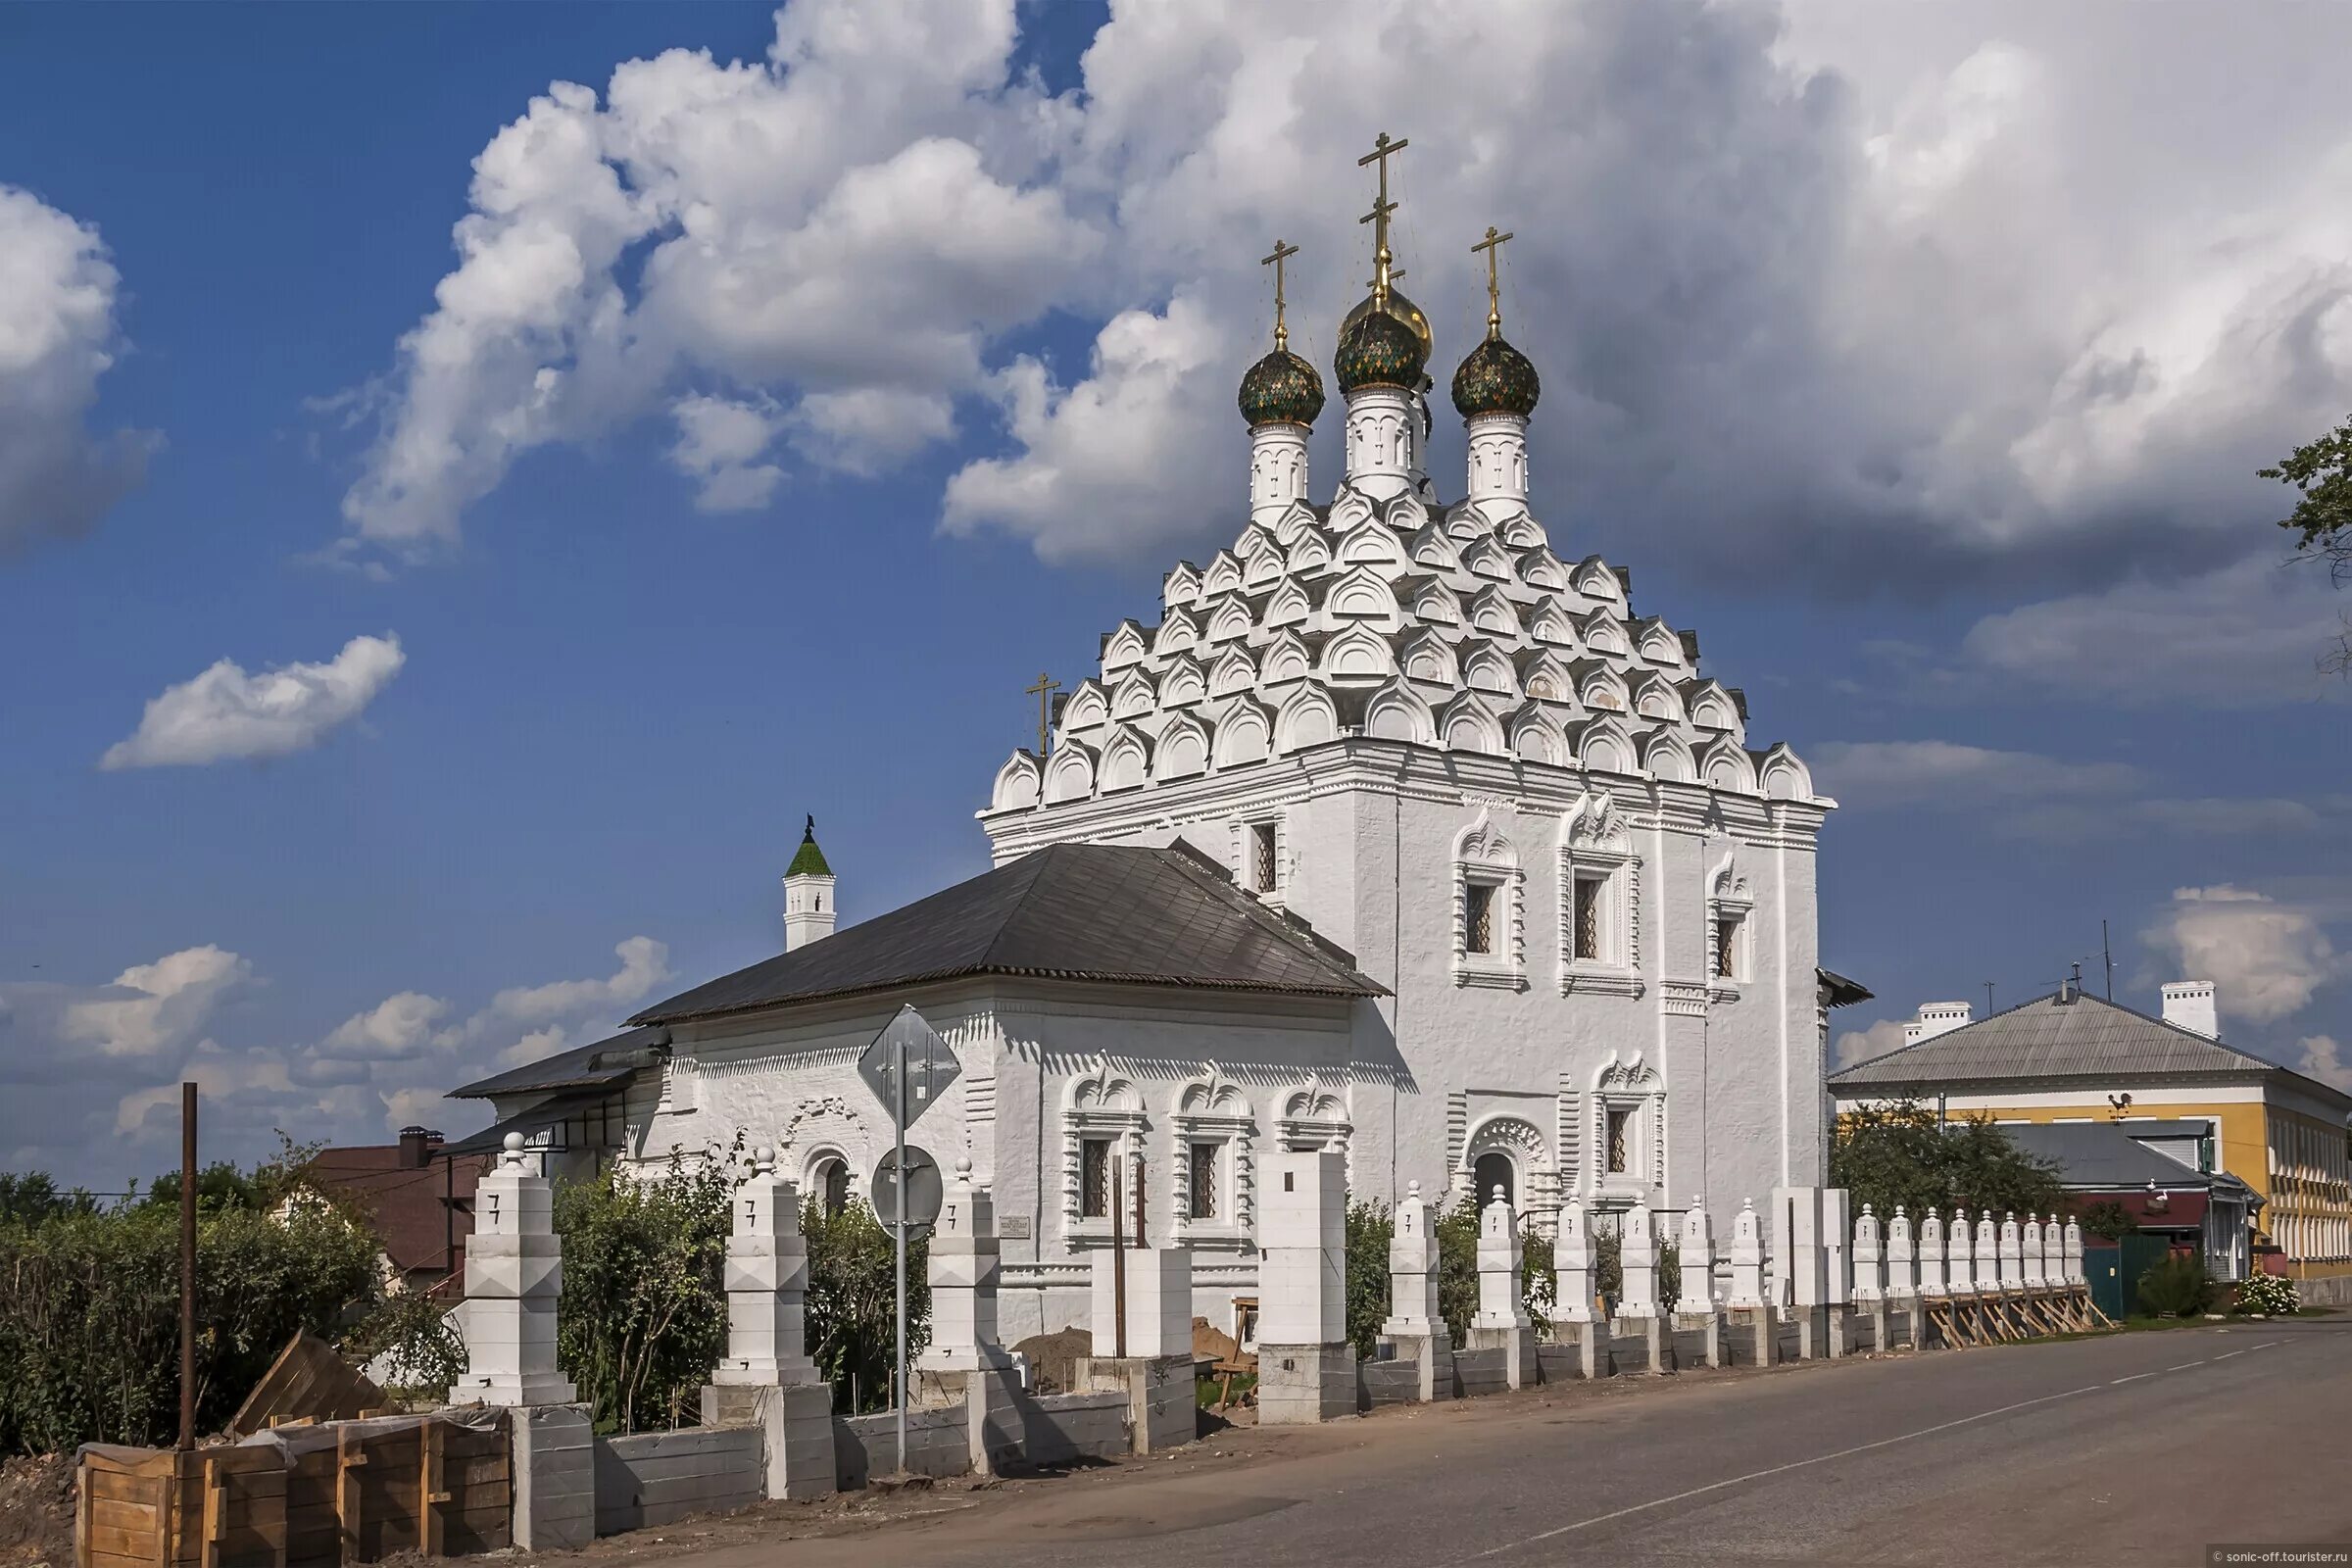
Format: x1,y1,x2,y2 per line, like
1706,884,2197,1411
447,1024,667,1101
1829,990,2351,1110
629,841,1387,1026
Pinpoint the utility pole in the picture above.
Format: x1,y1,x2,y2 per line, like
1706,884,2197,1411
2101,920,2115,1001
178,1082,197,1451
893,1027,906,1477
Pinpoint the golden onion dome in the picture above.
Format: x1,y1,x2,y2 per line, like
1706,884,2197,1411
1339,286,1434,366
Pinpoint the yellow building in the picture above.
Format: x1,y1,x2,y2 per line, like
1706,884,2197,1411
1829,981,2352,1289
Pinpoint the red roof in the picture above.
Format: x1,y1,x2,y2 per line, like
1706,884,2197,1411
305,1146,491,1278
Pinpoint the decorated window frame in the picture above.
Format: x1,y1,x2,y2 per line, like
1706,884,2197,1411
1061,1056,1148,1248
1451,810,1528,991
1169,1065,1256,1250
1558,790,1643,997
1706,854,1753,1000
1232,812,1288,903
1276,1079,1352,1156
1589,1051,1666,1200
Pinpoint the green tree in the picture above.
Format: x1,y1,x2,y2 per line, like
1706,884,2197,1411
2259,416,2352,675
1431,1197,1551,1342
2072,1200,2137,1243
1830,1101,2064,1221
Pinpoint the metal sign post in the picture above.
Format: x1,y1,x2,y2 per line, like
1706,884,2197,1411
856,1005,960,1479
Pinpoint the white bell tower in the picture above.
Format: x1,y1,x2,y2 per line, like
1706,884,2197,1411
782,815,836,953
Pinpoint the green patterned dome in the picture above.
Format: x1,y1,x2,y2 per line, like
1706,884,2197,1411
1335,300,1430,394
1238,348,1326,427
1451,333,1541,418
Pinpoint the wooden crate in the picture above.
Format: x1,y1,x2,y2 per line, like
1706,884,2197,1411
79,1413,510,1568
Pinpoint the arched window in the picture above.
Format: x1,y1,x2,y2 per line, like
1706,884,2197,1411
812,1154,851,1217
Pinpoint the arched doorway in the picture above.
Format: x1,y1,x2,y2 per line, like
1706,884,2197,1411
1473,1151,1516,1208
809,1153,851,1216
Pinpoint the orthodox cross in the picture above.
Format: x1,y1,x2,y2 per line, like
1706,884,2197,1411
1023,670,1059,757
1260,238,1299,351
1472,224,1514,339
1357,130,1408,307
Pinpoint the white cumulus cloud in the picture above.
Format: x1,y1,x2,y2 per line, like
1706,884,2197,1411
668,393,787,513
60,945,252,1063
0,185,155,556
100,633,406,770
2297,1035,2352,1092
318,991,450,1060
2143,886,2342,1027
1833,1016,1908,1069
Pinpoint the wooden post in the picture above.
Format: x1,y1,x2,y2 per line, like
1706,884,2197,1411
179,1083,198,1452
335,1428,365,1566
419,1422,446,1557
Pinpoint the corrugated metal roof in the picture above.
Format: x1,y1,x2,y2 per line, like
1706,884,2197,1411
2002,1122,2255,1199
1829,991,2291,1089
628,840,1387,1027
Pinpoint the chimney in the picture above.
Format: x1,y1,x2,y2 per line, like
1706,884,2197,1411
2162,980,2218,1039
398,1126,441,1169
1902,1002,1974,1047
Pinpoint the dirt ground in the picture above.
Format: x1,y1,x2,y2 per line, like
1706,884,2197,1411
0,1453,75,1568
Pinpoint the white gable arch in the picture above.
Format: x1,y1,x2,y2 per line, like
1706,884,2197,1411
1261,634,1312,685
1060,682,1108,733
1045,744,1096,804
1580,718,1636,775
1159,659,1206,708
1511,710,1566,766
1100,727,1150,792
1327,566,1400,622
1275,686,1339,752
1323,624,1395,681
1760,744,1812,802
1153,716,1208,781
1212,701,1272,767
991,751,1041,810
1643,733,1694,783
1441,697,1505,757
1365,682,1435,746
1702,739,1757,794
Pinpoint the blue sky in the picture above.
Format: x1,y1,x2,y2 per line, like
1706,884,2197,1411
2,0,2347,1190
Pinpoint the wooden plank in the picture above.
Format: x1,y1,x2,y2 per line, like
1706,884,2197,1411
87,1525,168,1559
201,1458,223,1568
91,1499,163,1536
418,1423,443,1559
335,1428,364,1568
88,1549,164,1568
231,1334,385,1438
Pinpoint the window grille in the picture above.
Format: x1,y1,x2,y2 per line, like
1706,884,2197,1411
1081,1137,1113,1218
1189,1142,1220,1220
1575,875,1604,961
1252,822,1279,892
1465,884,1496,955
1606,1106,1632,1174
1715,915,1740,979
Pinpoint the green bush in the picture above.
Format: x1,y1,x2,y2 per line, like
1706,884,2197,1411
2134,1253,2212,1319
0,1147,381,1457
341,1288,466,1401
801,1194,928,1414
553,1144,740,1433
1344,1200,1394,1358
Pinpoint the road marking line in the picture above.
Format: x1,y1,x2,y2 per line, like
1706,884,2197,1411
2165,1362,2205,1372
1461,1384,2108,1559
2215,1349,2244,1360
2108,1373,2153,1385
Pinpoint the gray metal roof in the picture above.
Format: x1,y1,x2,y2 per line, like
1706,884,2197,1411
2002,1121,2255,1199
1829,990,2313,1092
446,1024,666,1101
628,840,1387,1027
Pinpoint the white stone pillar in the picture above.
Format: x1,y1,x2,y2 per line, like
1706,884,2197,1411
1619,1201,1660,1318
1852,1204,1885,1306
2038,1214,2063,1290
2022,1215,2047,1291
1554,1199,1598,1324
1946,1207,1974,1296
1820,1189,1853,1356
1464,411,1529,519
1886,1206,1917,1304
2063,1216,2086,1286
1469,1186,1535,1387
1343,386,1421,501
1256,1146,1353,1424
1677,1199,1718,1314
460,1133,575,1407
705,1147,835,1500
714,1148,819,1387
1088,1245,1193,1360
1382,1181,1450,1400
1918,1208,1945,1297
1976,1211,2001,1294
1727,1198,1767,1309
1250,420,1310,527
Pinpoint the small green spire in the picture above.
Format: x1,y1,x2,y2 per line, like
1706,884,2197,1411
787,813,832,877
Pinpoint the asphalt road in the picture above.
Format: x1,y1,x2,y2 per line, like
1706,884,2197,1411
669,1317,2352,1568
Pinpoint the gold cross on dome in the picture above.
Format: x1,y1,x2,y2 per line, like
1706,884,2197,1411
1472,225,1514,339
1260,238,1299,351
1356,131,1409,307
1023,671,1059,757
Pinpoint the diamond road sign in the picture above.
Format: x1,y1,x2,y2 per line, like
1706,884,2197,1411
857,1004,961,1132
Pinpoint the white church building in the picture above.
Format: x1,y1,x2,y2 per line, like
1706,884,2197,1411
450,145,1860,1341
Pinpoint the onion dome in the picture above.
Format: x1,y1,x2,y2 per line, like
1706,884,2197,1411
1451,333,1541,418
1335,292,1431,394
1238,347,1326,427
1339,286,1434,366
